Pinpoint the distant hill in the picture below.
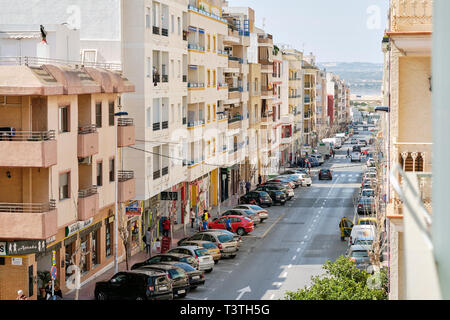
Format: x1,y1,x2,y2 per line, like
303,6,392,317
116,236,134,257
317,62,383,96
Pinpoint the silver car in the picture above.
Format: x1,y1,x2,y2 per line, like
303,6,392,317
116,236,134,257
233,205,269,222
168,246,215,273
221,209,261,224
347,245,372,271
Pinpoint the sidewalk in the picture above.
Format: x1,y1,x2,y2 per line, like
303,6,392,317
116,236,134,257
63,223,202,300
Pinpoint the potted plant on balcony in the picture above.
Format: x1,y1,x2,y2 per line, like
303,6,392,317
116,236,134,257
37,271,51,299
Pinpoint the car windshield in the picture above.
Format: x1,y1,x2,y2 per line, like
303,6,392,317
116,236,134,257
355,240,373,246
194,248,209,257
202,242,217,249
249,205,262,211
244,210,255,215
217,234,233,243
168,269,185,280
351,251,369,258
174,263,195,272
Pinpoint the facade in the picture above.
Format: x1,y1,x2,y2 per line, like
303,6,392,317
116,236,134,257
302,59,318,149
383,0,436,300
0,60,135,300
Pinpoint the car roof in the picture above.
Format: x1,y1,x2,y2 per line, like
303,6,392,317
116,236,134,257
127,269,167,277
350,245,370,251
175,246,203,250
155,253,190,258
137,264,183,272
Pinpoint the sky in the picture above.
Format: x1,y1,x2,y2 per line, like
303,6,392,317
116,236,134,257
227,0,389,63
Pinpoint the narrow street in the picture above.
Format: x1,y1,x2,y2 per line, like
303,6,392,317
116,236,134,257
184,135,369,301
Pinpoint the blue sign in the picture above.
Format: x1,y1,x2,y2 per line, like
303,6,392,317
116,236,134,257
50,266,57,281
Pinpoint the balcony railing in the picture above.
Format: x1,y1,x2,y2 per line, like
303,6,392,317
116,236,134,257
78,124,97,135
78,186,98,199
162,121,169,130
161,28,169,37
162,166,169,176
188,82,205,89
187,119,205,128
153,26,160,35
187,4,227,24
188,43,205,51
0,130,55,141
118,118,134,127
183,75,187,82
153,122,161,131
391,0,433,32
228,115,243,124
0,200,56,213
119,170,134,182
0,56,122,71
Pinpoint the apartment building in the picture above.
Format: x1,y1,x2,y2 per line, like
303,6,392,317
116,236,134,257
316,69,329,141
0,58,135,300
302,59,318,150
382,0,436,300
282,48,304,163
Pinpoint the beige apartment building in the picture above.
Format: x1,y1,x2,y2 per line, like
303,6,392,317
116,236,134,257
0,61,135,300
302,59,318,150
383,0,436,299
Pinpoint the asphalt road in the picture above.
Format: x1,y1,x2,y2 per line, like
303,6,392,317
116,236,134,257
183,139,369,301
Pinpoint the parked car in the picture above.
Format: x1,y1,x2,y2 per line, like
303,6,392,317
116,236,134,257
257,184,293,200
351,139,358,144
281,169,307,175
347,245,372,271
264,180,296,195
239,191,273,207
352,145,362,153
265,177,296,189
308,157,320,167
298,173,313,186
136,264,190,298
310,154,324,165
353,237,374,251
357,217,377,226
351,151,361,162
95,270,173,300
131,253,198,271
177,240,222,263
357,197,377,215
209,215,254,236
275,174,301,188
255,186,287,205
233,205,269,222
349,225,376,246
364,172,377,180
279,172,307,187
360,188,375,198
167,246,214,273
188,231,239,258
367,158,376,167
221,209,261,224
158,261,205,290
318,169,332,180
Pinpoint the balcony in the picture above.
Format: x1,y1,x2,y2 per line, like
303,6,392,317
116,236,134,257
258,33,273,45
78,125,99,158
0,130,57,168
118,171,136,203
261,64,273,73
188,43,205,52
228,56,240,69
77,186,99,221
153,26,160,35
261,87,273,99
390,0,432,33
228,115,243,130
0,200,57,239
117,118,135,147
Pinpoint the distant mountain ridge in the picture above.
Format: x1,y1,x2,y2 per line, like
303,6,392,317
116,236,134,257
317,62,383,96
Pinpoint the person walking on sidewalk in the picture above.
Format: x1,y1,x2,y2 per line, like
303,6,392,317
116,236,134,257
225,216,232,232
245,181,251,194
162,218,170,237
190,208,196,229
145,227,152,255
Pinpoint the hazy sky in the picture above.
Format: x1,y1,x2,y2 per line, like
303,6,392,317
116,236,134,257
227,0,389,63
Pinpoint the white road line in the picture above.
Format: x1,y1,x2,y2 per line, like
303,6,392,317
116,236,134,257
296,248,301,252
282,272,288,278
288,264,293,269
270,294,275,300
292,256,297,260
304,235,308,239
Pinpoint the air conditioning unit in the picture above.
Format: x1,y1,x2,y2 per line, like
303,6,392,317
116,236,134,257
78,156,92,165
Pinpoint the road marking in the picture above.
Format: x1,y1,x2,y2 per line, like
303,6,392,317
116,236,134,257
292,256,297,260
296,248,301,252
281,272,288,278
288,264,293,268
259,212,287,239
270,294,275,300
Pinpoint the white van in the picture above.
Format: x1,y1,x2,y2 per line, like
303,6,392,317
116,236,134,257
349,225,376,246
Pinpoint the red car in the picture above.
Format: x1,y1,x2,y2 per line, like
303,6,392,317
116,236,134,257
208,215,254,236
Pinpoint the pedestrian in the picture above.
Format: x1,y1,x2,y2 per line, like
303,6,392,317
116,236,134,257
332,149,335,159
258,175,262,186
347,148,350,158
162,218,170,237
53,283,63,299
16,290,27,300
145,227,152,255
202,219,209,231
245,181,251,194
307,161,311,175
190,208,196,229
45,281,52,300
225,216,232,232
203,210,209,222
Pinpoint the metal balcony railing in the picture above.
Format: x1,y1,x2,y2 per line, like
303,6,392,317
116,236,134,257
153,170,161,180
188,43,205,51
228,115,243,124
153,122,161,131
161,28,169,37
0,56,122,71
0,200,56,213
78,124,97,135
188,82,205,88
162,167,169,176
0,130,55,141
162,121,169,130
78,186,98,198
153,26,160,35
119,170,134,182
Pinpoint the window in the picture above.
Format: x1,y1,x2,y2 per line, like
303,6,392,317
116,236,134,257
207,69,211,87
59,106,69,133
109,158,115,182
212,138,216,155
171,15,174,33
92,229,99,266
213,70,216,87
59,172,70,200
213,35,216,52
177,17,181,35
95,103,102,128
109,102,115,126
146,7,151,28
207,34,211,51
213,104,216,120
97,161,103,186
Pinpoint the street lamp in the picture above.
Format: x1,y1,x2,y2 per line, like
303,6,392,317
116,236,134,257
114,110,128,274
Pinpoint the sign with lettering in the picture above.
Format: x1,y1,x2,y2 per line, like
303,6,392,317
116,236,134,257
161,192,178,201
125,200,142,216
65,218,93,237
7,240,46,255
0,242,6,256
11,257,22,265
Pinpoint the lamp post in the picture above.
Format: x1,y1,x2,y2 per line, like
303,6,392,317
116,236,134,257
114,110,128,274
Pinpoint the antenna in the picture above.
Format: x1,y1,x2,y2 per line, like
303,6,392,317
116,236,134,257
262,17,266,30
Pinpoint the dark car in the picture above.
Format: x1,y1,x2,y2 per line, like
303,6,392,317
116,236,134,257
255,186,287,205
136,264,190,298
239,191,273,207
319,169,332,180
131,253,199,270
95,270,173,300
159,261,205,290
353,145,362,153
257,184,291,200
307,157,319,167
357,197,377,215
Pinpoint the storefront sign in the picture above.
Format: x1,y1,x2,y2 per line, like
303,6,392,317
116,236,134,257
11,257,22,266
161,192,178,201
65,218,93,237
7,240,46,255
126,200,142,215
46,235,56,245
0,242,6,256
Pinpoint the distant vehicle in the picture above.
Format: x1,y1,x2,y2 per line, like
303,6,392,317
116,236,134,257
311,154,324,165
357,217,377,226
95,270,173,300
351,152,361,162
352,145,362,152
319,169,332,180
361,188,375,198
317,143,331,159
178,240,222,264
239,191,273,207
221,209,261,224
158,262,205,290
357,197,377,215
348,245,372,271
255,186,288,205
349,225,376,246
298,173,312,187
178,231,239,259
136,264,190,298
351,139,358,145
131,253,198,271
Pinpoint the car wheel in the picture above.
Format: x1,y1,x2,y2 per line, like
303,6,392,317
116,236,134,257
281,201,286,206
206,268,213,273
230,254,237,259
236,228,245,236
97,291,107,301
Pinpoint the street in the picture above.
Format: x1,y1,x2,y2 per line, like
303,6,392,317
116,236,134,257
183,135,370,301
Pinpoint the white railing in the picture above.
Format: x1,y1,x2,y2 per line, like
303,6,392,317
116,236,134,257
391,0,433,32
0,56,122,71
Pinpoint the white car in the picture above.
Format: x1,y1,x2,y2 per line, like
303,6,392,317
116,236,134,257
298,173,312,187
349,225,376,246
367,158,376,167
311,154,324,165
233,205,269,222
168,246,215,272
351,152,361,162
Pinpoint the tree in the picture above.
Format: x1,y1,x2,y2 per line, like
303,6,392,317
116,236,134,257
284,257,388,300
118,206,131,271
